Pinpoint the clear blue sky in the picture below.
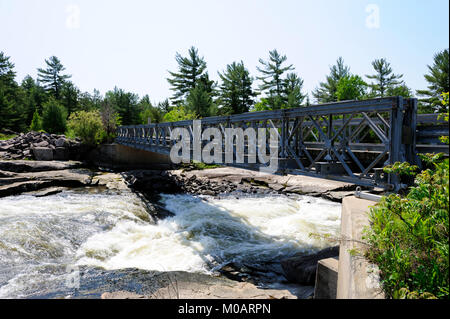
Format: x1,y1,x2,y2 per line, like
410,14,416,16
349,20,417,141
1,0,449,103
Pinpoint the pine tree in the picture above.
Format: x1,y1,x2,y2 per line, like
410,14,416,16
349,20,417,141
312,57,350,103
416,49,449,112
186,82,215,118
60,81,79,116
37,56,72,99
218,61,256,114
0,52,24,131
257,49,294,109
105,87,140,125
366,58,403,97
167,46,207,105
21,75,48,125
41,98,67,134
29,109,42,131
283,73,306,108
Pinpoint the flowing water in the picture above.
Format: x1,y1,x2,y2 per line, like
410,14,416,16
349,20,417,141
0,188,341,298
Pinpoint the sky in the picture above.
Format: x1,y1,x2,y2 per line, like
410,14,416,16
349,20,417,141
1,0,449,104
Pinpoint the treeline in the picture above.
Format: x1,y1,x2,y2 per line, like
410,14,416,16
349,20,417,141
0,47,448,135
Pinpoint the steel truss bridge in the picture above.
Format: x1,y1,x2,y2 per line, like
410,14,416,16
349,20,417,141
116,97,448,191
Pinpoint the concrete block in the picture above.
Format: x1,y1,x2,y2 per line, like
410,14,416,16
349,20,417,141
314,257,338,299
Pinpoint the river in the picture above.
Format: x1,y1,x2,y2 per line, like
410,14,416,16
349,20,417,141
0,188,341,298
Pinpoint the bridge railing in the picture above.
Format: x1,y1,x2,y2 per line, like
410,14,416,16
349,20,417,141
116,97,448,190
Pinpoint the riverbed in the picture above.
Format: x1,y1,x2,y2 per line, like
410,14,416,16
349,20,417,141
0,188,341,298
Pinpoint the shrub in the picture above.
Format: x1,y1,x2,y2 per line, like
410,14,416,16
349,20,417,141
364,94,449,299
163,106,197,122
41,98,67,134
67,110,104,146
29,109,42,131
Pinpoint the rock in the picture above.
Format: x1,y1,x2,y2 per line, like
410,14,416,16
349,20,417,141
33,187,65,197
0,160,83,173
281,246,339,285
34,141,50,148
0,169,93,197
32,147,53,161
55,138,67,147
53,147,68,161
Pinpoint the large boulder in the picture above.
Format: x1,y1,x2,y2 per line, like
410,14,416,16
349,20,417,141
281,246,339,285
32,147,54,161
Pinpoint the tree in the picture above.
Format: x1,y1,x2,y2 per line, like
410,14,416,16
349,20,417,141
105,87,140,125
336,75,368,101
283,73,306,108
186,82,216,118
312,57,350,103
21,75,48,126
366,58,403,97
416,49,449,112
41,98,67,134
100,101,121,142
37,56,72,99
67,110,104,146
162,106,197,122
167,46,207,105
60,81,79,116
386,83,413,99
218,61,256,114
29,109,42,131
257,49,294,109
0,52,24,131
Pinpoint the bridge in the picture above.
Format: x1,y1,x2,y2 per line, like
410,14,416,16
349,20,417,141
116,97,448,191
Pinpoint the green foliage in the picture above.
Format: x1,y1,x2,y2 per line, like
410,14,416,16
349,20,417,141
0,133,17,140
105,87,140,125
283,73,306,108
29,109,42,131
67,110,104,146
257,49,294,109
417,49,449,112
37,56,71,99
41,98,67,134
167,46,208,105
313,57,350,103
383,161,419,176
365,96,450,299
366,58,404,97
163,106,197,122
218,61,256,114
251,98,272,112
336,75,368,101
186,81,216,118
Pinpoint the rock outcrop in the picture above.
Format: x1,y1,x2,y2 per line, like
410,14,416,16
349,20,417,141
0,160,93,197
281,246,339,285
0,131,82,161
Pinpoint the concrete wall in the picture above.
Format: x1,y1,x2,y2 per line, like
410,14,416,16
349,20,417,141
336,196,385,299
87,143,172,170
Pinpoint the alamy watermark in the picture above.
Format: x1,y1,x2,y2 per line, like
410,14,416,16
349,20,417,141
169,120,279,173
365,4,380,29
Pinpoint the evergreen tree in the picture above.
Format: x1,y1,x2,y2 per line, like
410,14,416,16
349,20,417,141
312,57,350,103
283,73,306,108
37,56,71,99
105,87,140,125
416,48,449,112
0,52,24,131
41,98,67,134
60,81,79,116
21,75,48,125
335,75,368,101
29,109,42,131
366,58,403,97
257,49,294,109
167,46,207,105
186,82,216,118
218,61,256,114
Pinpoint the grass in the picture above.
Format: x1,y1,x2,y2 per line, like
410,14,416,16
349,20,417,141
0,133,17,140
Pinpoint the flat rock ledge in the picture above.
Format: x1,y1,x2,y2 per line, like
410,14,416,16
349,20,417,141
0,160,93,197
